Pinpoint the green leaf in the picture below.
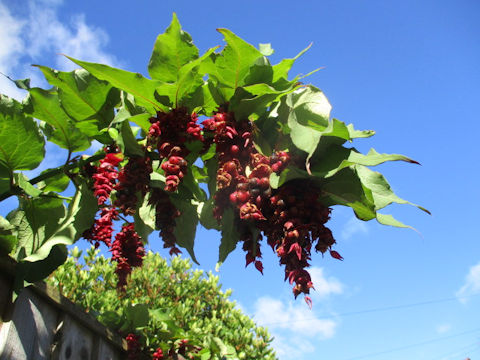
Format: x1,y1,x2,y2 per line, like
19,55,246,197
9,197,66,261
134,193,155,242
35,65,113,122
16,181,97,263
272,43,312,82
347,123,375,139
179,170,207,202
218,208,240,263
148,13,199,82
213,28,263,97
37,170,70,192
98,311,123,329
125,303,150,330
269,167,310,189
16,244,68,284
376,213,414,229
175,47,218,107
118,121,144,157
24,88,91,152
283,86,331,160
14,173,42,197
198,198,220,230
0,215,17,256
170,196,199,264
355,165,430,214
320,167,377,221
243,58,274,87
0,94,45,173
64,56,164,113
311,145,420,178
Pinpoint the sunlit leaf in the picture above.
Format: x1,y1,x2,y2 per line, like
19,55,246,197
170,196,199,264
148,13,199,82
0,94,45,173
35,65,113,121
218,208,240,263
65,55,164,113
25,88,90,152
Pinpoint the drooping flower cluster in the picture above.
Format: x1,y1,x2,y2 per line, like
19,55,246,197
148,188,182,256
202,110,341,302
148,108,203,192
114,156,153,215
263,181,337,302
83,148,146,290
82,207,118,248
83,148,123,249
111,223,145,289
92,151,123,205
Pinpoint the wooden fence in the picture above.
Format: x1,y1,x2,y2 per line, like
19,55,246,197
0,259,127,360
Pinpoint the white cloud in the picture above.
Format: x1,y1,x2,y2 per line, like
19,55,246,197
456,263,480,302
308,266,344,298
436,324,451,334
253,296,338,359
0,0,118,99
341,216,369,240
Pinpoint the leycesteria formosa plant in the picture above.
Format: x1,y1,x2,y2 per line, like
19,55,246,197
0,14,429,309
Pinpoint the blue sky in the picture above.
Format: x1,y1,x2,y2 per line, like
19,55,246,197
1,0,480,358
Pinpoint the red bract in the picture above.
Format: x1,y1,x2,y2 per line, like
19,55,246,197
111,223,145,289
92,150,122,205
161,155,187,192
83,207,118,248
148,188,182,256
147,108,203,191
115,156,153,214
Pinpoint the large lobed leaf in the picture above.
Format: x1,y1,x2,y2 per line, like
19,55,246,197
35,65,113,122
148,13,199,82
24,88,91,152
0,95,45,175
65,56,165,114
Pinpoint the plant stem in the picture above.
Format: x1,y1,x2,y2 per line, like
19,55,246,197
0,153,105,202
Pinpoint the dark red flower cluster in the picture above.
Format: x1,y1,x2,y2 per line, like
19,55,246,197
148,108,203,192
125,333,141,360
263,181,337,300
148,188,182,256
92,151,122,205
114,156,153,215
83,148,122,248
83,207,118,248
161,155,187,192
202,111,341,302
111,223,145,289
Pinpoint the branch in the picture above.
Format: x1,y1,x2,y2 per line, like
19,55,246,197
0,153,104,202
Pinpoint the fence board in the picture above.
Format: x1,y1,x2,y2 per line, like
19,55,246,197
55,314,94,360
0,260,126,360
96,339,122,360
0,288,58,360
